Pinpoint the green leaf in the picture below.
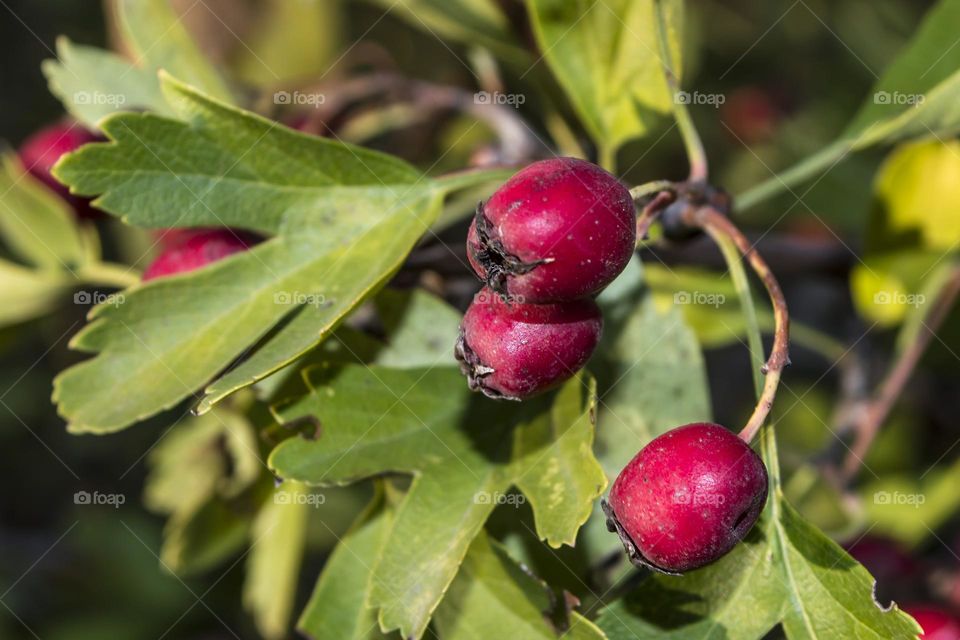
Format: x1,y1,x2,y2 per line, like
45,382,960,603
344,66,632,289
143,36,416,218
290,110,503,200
738,0,960,210
51,74,450,433
435,531,584,639
254,289,461,404
42,38,175,130
598,523,782,640
269,364,602,639
373,289,463,368
144,407,261,515
0,153,87,269
244,481,310,640
297,484,398,640
514,375,606,546
773,499,917,638
525,0,682,153
116,0,233,104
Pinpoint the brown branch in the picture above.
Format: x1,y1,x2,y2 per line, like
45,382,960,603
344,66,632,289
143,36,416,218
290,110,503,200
681,205,791,443
283,72,548,164
841,265,960,481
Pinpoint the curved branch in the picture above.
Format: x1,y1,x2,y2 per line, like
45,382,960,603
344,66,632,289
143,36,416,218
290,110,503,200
841,264,960,480
681,205,791,443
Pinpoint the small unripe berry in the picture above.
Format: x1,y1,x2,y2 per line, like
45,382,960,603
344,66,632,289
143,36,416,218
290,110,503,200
905,606,960,640
455,288,602,400
18,121,101,218
143,230,252,281
605,422,768,574
467,157,635,303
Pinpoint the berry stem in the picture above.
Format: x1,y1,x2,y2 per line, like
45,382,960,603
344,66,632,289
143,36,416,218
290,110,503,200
434,166,519,195
681,205,790,444
654,0,707,182
841,262,960,481
634,190,675,241
629,180,675,201
75,261,141,289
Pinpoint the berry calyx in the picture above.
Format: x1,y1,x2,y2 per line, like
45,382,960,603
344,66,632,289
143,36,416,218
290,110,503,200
467,157,636,303
455,288,602,400
905,606,960,640
18,120,101,218
605,422,768,574
143,230,252,281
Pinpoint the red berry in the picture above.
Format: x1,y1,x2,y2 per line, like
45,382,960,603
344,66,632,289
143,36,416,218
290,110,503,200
455,288,602,400
720,87,780,144
143,230,252,281
18,120,101,218
467,158,636,303
605,423,768,574
905,606,960,640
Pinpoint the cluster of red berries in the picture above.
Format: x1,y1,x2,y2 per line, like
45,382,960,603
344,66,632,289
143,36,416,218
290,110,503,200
456,157,636,400
456,159,770,573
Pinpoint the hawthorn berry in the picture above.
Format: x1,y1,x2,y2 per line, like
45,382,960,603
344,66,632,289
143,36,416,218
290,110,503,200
605,422,768,574
467,157,635,303
455,288,602,400
905,606,960,640
143,229,252,281
18,120,101,218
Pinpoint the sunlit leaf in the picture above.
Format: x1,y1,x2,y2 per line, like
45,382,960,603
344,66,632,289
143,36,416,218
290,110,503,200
43,38,174,130
526,0,683,153
270,365,602,639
